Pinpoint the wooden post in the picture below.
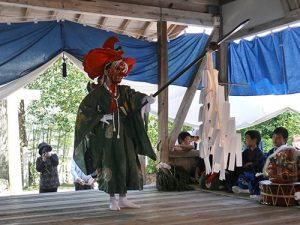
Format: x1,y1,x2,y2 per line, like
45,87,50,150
6,89,40,194
168,57,207,149
218,42,228,100
157,21,169,163
218,11,228,100
169,28,220,149
7,95,23,195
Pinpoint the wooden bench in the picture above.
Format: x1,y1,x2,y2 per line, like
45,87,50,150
169,150,200,175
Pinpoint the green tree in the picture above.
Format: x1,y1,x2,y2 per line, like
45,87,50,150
239,111,300,152
146,114,192,174
25,58,89,185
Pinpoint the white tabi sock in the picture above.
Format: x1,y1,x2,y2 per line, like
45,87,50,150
109,197,120,211
118,197,141,209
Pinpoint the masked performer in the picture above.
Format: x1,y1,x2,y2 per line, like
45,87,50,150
73,36,156,211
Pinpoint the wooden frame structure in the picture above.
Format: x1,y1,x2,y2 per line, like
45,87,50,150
2,0,300,193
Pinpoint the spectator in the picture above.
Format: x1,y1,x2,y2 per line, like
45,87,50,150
36,142,60,193
173,131,196,152
232,130,264,196
71,159,96,191
265,127,288,159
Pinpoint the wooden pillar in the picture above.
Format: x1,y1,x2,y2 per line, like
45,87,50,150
7,95,23,195
169,28,220,148
157,21,169,163
218,11,229,100
218,42,228,100
169,57,207,148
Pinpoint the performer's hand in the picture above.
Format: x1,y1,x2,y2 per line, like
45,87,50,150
100,114,113,124
87,178,95,186
147,95,156,104
77,178,84,185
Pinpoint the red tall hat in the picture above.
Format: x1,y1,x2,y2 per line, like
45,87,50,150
83,36,136,80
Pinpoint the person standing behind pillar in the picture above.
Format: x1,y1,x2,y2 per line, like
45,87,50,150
71,158,95,191
35,142,60,193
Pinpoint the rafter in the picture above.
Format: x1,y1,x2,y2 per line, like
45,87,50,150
118,19,130,34
21,7,30,21
168,25,187,38
167,24,177,35
48,10,57,20
0,0,214,26
97,16,107,29
74,13,83,23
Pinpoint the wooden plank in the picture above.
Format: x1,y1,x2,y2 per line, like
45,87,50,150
74,13,83,23
157,20,169,163
0,0,214,25
21,7,30,21
227,14,300,41
168,24,187,39
281,0,292,15
48,10,57,20
139,21,152,38
118,19,130,34
0,188,299,225
97,16,107,28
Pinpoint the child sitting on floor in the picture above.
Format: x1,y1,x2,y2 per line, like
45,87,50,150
232,130,264,196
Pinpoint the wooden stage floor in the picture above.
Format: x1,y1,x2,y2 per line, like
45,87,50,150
0,186,299,225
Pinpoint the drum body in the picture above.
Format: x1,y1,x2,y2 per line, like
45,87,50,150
259,180,300,206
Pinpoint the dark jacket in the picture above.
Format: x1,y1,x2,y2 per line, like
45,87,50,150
36,154,60,189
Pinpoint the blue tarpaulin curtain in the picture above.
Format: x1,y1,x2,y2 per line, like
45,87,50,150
228,26,300,96
0,20,208,87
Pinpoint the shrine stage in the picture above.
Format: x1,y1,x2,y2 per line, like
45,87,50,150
0,186,299,225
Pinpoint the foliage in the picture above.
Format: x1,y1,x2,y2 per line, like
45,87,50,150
25,58,89,184
239,111,300,152
24,59,194,181
146,158,157,174
146,114,192,174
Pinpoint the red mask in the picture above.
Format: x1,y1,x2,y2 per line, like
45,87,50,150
105,60,129,84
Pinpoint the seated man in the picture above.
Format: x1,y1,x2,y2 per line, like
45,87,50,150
173,131,198,152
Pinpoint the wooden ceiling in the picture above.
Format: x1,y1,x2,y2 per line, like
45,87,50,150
0,0,220,41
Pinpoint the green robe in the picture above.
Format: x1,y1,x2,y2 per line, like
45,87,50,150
73,84,156,193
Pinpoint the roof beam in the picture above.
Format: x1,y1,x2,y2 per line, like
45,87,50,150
118,19,130,34
48,10,57,20
228,14,300,41
138,21,152,39
97,16,107,28
21,7,30,21
74,13,83,23
168,25,187,38
0,0,214,26
281,0,291,16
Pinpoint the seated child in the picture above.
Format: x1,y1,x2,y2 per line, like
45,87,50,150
173,131,197,152
232,130,264,196
265,127,288,159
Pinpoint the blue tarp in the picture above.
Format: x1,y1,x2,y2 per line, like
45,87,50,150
228,26,300,96
0,20,208,87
